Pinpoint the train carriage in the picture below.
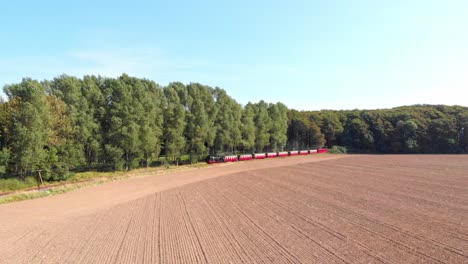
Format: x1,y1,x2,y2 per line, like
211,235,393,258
289,150,299,156
238,154,253,161
253,153,266,159
266,152,278,158
223,155,238,162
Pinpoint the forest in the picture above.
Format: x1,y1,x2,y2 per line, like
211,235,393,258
0,74,467,180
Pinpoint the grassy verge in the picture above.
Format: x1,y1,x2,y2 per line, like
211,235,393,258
0,177,39,192
0,162,209,204
0,186,76,204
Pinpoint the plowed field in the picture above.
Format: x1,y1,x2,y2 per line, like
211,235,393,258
1,155,467,263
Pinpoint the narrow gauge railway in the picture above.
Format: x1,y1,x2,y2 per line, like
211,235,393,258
206,148,329,164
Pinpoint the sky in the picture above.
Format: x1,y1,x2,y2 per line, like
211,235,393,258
1,0,467,110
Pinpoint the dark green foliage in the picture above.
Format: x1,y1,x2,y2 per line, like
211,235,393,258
316,112,343,147
342,118,374,151
289,105,468,154
286,110,326,150
392,120,418,153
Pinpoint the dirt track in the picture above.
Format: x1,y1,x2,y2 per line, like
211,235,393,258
1,155,467,263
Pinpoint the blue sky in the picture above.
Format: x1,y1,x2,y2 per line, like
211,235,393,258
1,0,467,110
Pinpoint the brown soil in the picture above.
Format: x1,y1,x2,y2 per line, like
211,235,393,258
1,155,467,263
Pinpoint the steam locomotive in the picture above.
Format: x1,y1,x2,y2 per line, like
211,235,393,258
206,148,329,164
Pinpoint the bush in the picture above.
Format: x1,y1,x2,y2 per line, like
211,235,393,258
41,166,74,181
162,160,171,169
328,145,348,154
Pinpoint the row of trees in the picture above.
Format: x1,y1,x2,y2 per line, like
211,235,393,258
1,74,467,181
0,75,289,179
287,105,468,154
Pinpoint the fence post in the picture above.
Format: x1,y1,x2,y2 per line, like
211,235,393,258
36,170,43,190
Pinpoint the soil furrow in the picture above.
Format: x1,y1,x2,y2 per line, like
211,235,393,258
245,173,467,263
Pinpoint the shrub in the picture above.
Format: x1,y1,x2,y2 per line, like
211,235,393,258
162,160,171,169
328,145,348,154
41,166,74,181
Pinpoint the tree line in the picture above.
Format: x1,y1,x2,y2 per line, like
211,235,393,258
1,74,467,181
287,106,468,154
0,75,289,180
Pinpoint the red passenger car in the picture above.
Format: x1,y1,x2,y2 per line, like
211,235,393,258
253,153,266,159
238,154,253,161
223,155,238,162
289,150,299,156
266,152,277,158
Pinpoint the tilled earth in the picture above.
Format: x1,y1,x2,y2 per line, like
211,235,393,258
1,155,467,263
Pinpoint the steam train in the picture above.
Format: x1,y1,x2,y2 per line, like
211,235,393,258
206,148,329,164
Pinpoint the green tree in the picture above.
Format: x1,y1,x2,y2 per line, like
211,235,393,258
427,117,457,153
213,88,242,154
138,79,165,167
370,115,393,153
252,100,271,152
43,95,82,180
163,83,187,165
287,110,325,150
342,117,374,151
184,84,217,162
48,75,104,168
102,75,143,170
268,102,288,151
47,75,86,168
3,79,50,178
81,75,105,167
239,103,256,152
393,120,418,153
185,91,207,162
316,112,343,147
